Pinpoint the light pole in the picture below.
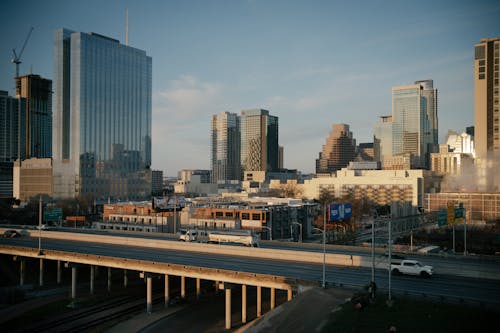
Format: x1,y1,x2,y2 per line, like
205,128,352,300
291,222,302,242
312,227,326,288
262,226,272,240
371,217,375,284
38,196,42,255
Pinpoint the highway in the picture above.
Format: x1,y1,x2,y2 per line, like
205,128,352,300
1,235,499,308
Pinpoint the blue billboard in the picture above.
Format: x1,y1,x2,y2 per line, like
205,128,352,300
329,203,352,221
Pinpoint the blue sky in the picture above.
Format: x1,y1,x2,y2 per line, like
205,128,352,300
1,0,499,175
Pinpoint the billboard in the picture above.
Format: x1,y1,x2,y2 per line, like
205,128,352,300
152,196,186,211
329,202,352,222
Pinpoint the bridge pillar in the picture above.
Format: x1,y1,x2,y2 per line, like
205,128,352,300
124,269,128,288
71,266,77,299
196,278,201,300
257,286,262,317
215,280,219,293
107,267,112,293
146,275,152,315
39,258,44,287
225,287,232,329
242,284,247,324
164,274,170,307
57,260,61,284
181,276,186,299
287,288,293,301
90,265,95,295
270,287,275,310
19,258,26,287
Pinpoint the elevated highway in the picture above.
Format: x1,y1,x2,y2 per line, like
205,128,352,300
1,228,500,328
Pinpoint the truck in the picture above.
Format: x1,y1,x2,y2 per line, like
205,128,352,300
178,229,208,242
390,259,433,277
207,231,260,247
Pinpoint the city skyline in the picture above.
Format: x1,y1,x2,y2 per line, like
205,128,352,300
1,0,499,175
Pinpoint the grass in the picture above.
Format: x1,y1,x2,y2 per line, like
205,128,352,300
322,295,498,333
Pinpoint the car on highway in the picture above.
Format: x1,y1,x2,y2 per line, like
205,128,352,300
3,229,21,238
391,259,433,277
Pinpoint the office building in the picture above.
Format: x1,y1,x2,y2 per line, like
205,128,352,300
316,123,356,174
392,80,437,169
474,38,499,159
15,74,52,158
374,115,393,165
211,111,241,184
0,90,25,162
52,29,152,199
151,170,163,196
240,109,279,172
13,158,53,201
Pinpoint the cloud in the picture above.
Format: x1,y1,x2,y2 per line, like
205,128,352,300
151,75,225,174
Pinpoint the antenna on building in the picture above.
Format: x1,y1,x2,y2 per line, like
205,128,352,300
125,8,129,46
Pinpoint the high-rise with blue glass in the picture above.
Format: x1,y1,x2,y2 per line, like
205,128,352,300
52,29,152,199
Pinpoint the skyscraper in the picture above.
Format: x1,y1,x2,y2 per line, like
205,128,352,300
391,81,436,169
316,123,356,174
211,111,241,183
474,38,499,159
240,109,279,172
52,29,152,199
373,115,393,164
15,74,52,158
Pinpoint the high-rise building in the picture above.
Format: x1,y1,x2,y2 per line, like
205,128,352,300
0,90,25,162
52,29,152,199
474,38,499,159
391,81,437,169
415,79,438,156
15,74,52,158
374,115,393,164
211,112,241,183
240,109,279,172
316,123,356,174
0,90,25,198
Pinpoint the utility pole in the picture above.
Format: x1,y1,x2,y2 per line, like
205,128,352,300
322,203,326,288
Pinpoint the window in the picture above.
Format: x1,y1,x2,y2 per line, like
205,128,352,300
475,45,485,60
252,213,261,220
225,212,233,217
479,74,485,80
479,60,485,66
241,213,250,220
479,67,485,73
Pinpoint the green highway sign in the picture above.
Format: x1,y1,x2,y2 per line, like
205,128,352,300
44,208,63,222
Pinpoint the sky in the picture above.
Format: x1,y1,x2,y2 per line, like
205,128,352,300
1,0,499,176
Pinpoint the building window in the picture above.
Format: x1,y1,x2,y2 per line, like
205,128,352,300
479,67,485,73
241,213,250,220
475,46,485,60
479,74,485,80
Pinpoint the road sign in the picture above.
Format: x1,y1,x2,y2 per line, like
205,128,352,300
44,208,62,222
437,209,447,226
447,204,454,223
329,203,352,221
454,207,464,223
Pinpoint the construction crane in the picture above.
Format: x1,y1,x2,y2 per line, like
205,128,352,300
12,26,34,78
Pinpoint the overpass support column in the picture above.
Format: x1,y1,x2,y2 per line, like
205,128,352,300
196,278,201,300
107,267,112,293
123,269,128,288
39,258,44,287
57,260,61,284
90,265,95,295
242,285,247,324
181,276,186,299
270,287,275,310
146,275,152,315
257,286,262,317
287,288,293,301
71,266,77,299
19,259,25,287
164,274,170,307
225,287,232,330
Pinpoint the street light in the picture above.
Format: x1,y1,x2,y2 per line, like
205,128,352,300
262,226,272,241
291,222,302,243
312,217,326,288
38,196,43,255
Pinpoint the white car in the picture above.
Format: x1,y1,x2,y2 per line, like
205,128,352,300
391,259,433,277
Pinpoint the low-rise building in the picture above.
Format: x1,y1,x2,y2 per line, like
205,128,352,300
13,158,53,201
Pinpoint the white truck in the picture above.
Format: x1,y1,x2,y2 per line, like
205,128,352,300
391,259,433,277
207,231,260,247
178,229,208,242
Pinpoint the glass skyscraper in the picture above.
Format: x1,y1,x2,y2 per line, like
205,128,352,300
52,29,152,199
211,111,240,183
240,109,279,172
391,81,436,169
